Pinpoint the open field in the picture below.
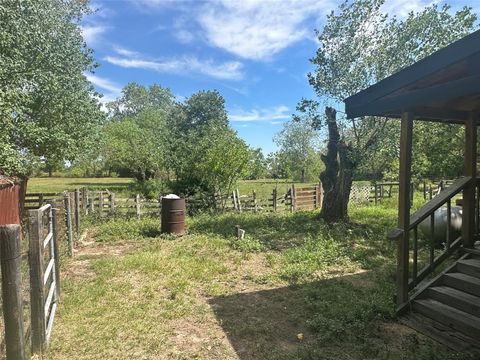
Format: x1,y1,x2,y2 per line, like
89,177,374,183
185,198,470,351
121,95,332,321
46,205,467,360
27,177,134,194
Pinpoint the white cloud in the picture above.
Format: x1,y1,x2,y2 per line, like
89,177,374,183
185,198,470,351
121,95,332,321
104,47,244,80
381,0,436,17
81,25,109,45
85,73,122,94
198,0,335,61
85,73,122,110
229,105,290,122
175,29,194,44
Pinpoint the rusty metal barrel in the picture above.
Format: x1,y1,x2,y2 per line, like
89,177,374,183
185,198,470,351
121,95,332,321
161,196,186,235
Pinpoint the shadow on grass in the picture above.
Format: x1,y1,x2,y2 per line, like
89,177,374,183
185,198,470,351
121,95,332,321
190,211,330,250
189,210,397,270
208,272,430,360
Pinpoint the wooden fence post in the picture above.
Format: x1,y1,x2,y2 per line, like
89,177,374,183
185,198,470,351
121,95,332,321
82,187,87,215
374,183,378,205
136,194,141,219
232,191,237,211
291,184,296,213
319,182,323,209
74,189,80,236
272,188,277,212
64,195,74,257
88,191,94,213
0,225,26,360
51,206,61,297
109,192,115,214
39,193,44,208
28,209,46,354
253,190,257,212
99,192,104,215
236,189,242,213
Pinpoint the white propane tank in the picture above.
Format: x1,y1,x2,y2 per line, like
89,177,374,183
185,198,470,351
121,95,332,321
418,206,462,245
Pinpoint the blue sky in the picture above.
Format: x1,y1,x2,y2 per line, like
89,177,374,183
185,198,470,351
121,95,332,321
83,0,478,154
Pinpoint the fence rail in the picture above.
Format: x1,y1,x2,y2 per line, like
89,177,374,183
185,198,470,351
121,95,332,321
28,203,60,353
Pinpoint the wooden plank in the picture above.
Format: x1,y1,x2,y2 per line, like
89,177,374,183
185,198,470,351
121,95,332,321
408,177,469,229
45,302,57,343
74,189,80,236
428,286,480,317
28,209,46,354
347,75,480,119
396,111,414,308
43,258,54,286
0,225,26,360
42,232,53,249
64,195,74,258
44,280,56,320
400,312,480,357
457,259,480,278
345,30,480,114
51,208,60,298
413,299,480,339
463,113,477,248
443,273,480,297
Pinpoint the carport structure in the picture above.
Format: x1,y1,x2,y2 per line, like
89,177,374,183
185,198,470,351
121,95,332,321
345,30,480,355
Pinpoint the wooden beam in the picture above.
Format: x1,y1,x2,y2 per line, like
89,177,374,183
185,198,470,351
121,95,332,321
396,112,414,309
345,31,480,107
347,75,480,119
462,113,477,248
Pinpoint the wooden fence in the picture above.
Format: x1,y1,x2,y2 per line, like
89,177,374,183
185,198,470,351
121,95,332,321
28,204,60,353
0,202,62,359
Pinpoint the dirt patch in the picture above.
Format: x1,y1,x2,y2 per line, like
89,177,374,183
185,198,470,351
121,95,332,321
63,242,141,279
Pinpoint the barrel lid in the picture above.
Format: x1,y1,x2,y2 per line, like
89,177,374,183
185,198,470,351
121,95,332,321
163,194,180,199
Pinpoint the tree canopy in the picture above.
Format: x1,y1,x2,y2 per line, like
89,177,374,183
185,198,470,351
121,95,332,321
0,0,104,176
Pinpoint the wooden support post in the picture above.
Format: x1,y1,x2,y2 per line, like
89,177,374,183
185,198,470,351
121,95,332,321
319,182,323,209
462,113,477,248
74,189,80,236
64,195,74,257
253,190,257,212
396,111,413,310
272,188,277,213
82,187,87,215
232,191,237,211
315,184,321,209
0,225,26,360
374,183,378,205
236,189,242,213
410,183,414,204
99,192,104,215
89,191,94,213
51,207,61,298
28,209,46,354
136,194,141,219
291,184,296,213
109,192,115,214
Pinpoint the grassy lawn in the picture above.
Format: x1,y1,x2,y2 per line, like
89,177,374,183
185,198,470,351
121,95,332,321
47,205,467,360
27,177,134,194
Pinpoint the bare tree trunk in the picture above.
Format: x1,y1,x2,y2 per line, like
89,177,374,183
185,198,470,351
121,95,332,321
301,169,306,183
320,107,354,223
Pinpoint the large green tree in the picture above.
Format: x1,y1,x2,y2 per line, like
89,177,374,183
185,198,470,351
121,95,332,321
0,0,104,176
297,0,477,222
274,117,323,183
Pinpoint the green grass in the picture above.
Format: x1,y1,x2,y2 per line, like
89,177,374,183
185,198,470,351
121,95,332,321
47,204,468,360
27,177,133,194
235,179,319,198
